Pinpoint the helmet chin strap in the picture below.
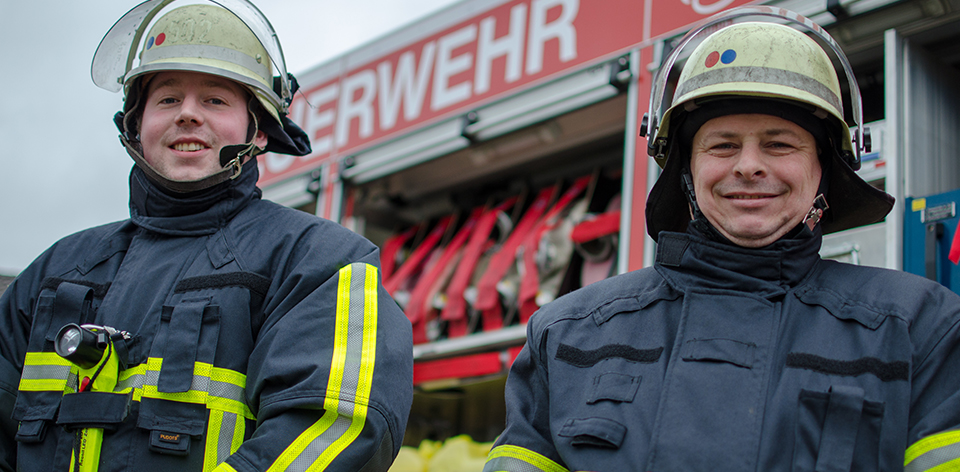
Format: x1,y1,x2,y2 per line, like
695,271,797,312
680,168,703,221
118,104,263,194
803,194,830,231
681,166,730,242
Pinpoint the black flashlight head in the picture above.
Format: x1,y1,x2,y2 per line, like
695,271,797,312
55,324,106,369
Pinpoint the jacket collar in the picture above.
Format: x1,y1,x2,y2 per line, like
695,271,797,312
128,158,261,236
654,224,822,299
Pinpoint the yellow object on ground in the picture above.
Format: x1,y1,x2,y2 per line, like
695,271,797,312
389,435,494,472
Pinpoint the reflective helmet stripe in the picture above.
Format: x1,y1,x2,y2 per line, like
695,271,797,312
675,65,842,118
140,44,273,86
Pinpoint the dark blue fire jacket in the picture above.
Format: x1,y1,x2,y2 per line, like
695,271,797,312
0,161,413,472
485,226,960,472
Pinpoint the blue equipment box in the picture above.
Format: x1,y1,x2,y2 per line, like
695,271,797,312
904,188,960,294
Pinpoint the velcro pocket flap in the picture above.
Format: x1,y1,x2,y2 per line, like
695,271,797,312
137,397,207,437
15,420,47,444
138,397,204,457
558,417,627,449
45,282,94,343
681,338,757,369
816,385,866,472
795,289,884,329
57,392,130,431
158,299,209,393
588,372,641,404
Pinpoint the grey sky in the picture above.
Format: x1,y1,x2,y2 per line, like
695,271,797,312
0,0,461,275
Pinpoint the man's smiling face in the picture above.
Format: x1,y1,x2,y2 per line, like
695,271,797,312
690,113,822,248
139,71,267,182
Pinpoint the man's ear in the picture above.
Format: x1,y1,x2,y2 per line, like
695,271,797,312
255,129,269,149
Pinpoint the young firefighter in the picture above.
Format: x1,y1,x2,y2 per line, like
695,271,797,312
484,7,960,472
0,1,413,471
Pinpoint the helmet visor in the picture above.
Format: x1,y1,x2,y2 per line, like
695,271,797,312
91,0,291,105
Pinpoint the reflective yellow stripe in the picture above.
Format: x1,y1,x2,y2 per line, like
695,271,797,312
19,353,253,420
204,411,225,471
22,347,254,471
211,462,239,472
926,459,960,472
315,264,379,468
19,378,70,392
19,352,72,391
906,430,960,472
23,352,71,367
204,409,245,471
128,359,253,419
268,263,380,472
485,445,570,472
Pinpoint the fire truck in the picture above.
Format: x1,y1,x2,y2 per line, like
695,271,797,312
258,0,960,447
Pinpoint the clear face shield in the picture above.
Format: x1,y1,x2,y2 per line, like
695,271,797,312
641,6,867,169
91,0,293,116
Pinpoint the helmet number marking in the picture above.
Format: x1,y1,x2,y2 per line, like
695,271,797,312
166,18,213,45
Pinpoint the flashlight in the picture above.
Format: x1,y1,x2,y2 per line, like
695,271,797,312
55,324,109,369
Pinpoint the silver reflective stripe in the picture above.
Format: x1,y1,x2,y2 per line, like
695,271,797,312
141,44,271,80
676,66,842,114
116,371,145,392
293,263,370,471
906,442,960,472
267,262,379,472
20,364,70,381
484,445,570,472
203,408,245,470
140,366,247,406
66,371,79,391
484,456,559,472
290,416,353,471
207,377,246,406
217,411,239,463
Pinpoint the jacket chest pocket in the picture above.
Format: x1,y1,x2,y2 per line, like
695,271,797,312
793,386,884,472
14,282,104,443
553,342,664,451
153,298,220,393
137,297,222,457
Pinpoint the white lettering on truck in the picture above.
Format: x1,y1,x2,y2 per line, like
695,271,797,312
432,24,478,111
527,0,579,75
337,70,377,147
475,3,527,95
267,0,580,177
378,43,438,129
305,83,339,156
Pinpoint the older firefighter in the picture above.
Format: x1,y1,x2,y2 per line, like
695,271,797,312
0,1,413,471
485,7,960,472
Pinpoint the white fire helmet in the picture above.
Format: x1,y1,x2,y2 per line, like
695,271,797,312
641,6,894,240
94,0,291,122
